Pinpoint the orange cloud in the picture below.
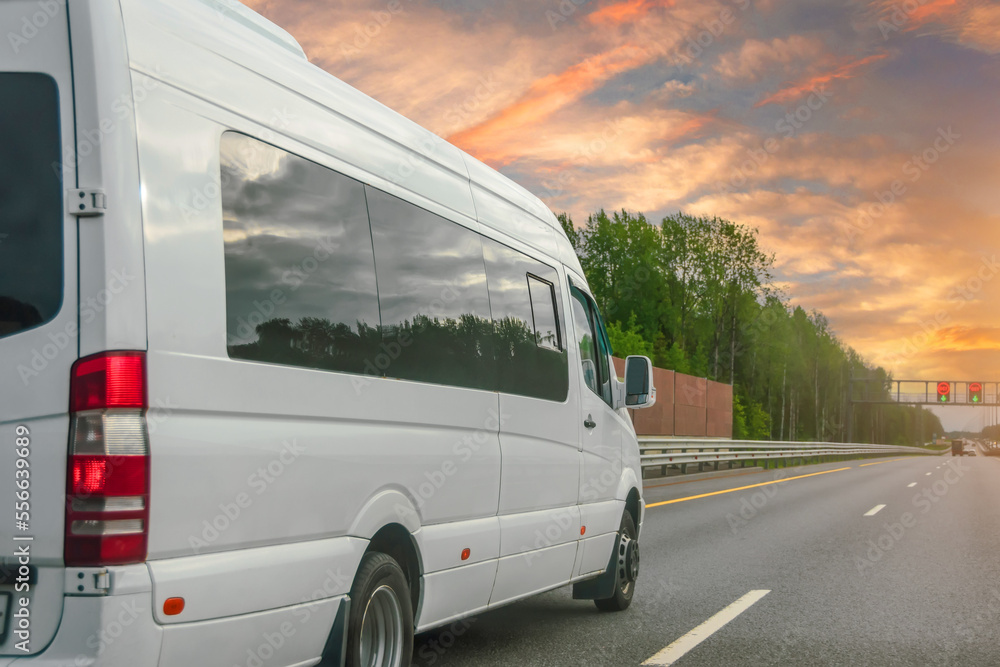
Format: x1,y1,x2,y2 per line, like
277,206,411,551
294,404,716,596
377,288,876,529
869,0,1000,53
933,326,1000,352
654,109,721,147
904,0,961,27
956,3,1000,53
755,53,888,107
448,44,653,165
866,0,961,28
588,0,677,25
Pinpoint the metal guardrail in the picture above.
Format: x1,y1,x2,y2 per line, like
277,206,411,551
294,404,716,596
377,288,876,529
639,437,943,473
978,441,1000,457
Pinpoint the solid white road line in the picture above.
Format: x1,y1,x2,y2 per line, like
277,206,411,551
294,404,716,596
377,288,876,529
864,504,886,516
641,590,771,666
907,483,917,488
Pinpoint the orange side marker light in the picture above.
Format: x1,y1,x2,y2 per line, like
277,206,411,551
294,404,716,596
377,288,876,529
164,597,185,616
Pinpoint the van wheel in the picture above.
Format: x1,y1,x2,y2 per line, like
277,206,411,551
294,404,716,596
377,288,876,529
346,552,414,667
594,511,638,612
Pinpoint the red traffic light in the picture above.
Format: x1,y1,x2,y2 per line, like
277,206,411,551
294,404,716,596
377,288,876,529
937,382,951,402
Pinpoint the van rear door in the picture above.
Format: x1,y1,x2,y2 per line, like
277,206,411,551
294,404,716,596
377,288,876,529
0,0,78,655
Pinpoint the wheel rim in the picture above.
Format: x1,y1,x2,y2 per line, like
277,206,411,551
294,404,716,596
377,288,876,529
627,538,640,584
359,585,405,667
616,532,638,596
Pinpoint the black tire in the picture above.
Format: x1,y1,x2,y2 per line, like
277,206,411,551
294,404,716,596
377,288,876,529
346,552,414,667
595,511,638,612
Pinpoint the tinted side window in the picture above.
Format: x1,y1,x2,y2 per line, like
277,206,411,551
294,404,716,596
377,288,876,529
528,276,560,352
366,187,495,391
483,239,568,401
221,133,382,373
571,286,615,407
0,73,63,338
571,289,601,398
592,303,615,406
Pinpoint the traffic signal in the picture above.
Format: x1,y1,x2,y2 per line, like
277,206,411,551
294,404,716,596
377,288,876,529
969,382,983,404
937,382,951,403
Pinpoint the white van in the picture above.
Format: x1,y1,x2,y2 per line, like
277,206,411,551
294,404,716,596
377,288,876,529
0,1,655,665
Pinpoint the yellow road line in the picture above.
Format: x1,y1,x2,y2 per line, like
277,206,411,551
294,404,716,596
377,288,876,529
859,458,906,467
645,467,852,508
643,469,765,490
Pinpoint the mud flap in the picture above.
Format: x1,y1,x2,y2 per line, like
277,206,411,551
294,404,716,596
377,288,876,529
319,596,351,666
571,546,617,601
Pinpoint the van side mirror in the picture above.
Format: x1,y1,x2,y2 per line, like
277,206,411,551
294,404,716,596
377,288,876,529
623,355,655,409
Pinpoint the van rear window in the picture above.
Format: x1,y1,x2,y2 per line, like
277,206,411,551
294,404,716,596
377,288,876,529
0,73,63,339
220,133,382,374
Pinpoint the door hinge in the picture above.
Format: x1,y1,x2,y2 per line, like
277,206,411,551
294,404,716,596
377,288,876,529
68,188,107,217
65,567,112,595
94,570,111,593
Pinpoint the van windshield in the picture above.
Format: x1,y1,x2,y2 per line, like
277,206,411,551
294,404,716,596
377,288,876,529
0,73,63,339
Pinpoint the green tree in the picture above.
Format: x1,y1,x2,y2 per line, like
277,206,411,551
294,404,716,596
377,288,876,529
560,205,931,445
606,313,654,358
564,209,672,346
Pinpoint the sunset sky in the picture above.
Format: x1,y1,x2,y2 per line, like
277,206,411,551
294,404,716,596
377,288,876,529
244,0,1000,430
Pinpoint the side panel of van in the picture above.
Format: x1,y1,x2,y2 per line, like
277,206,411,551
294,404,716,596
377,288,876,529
569,279,631,513
0,0,77,655
466,216,584,607
567,277,634,575
130,67,505,654
121,0,641,644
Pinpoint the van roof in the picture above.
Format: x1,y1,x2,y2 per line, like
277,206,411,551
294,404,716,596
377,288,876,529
194,0,308,60
120,0,582,273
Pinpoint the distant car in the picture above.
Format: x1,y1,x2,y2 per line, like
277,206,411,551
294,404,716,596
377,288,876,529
967,448,977,456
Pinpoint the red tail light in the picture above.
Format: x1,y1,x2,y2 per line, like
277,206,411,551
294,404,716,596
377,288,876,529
65,352,150,567
70,352,146,412
72,458,109,495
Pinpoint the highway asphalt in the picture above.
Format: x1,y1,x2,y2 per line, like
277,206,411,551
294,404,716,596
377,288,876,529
412,453,1000,666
